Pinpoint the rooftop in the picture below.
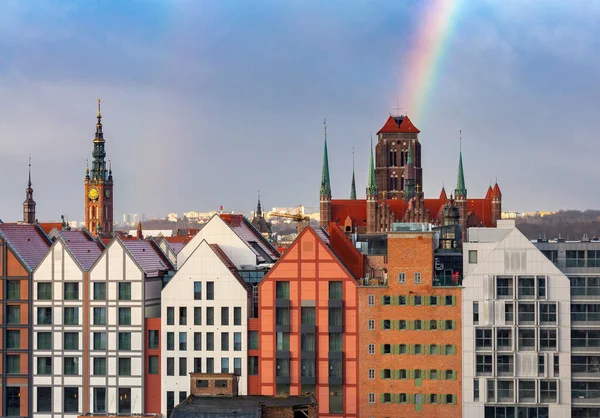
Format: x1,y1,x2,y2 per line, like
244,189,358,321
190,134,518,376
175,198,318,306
0,223,51,271
121,239,174,277
219,214,280,263
57,229,104,271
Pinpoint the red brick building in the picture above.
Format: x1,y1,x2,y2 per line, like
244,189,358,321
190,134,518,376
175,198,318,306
252,226,361,417
358,229,462,417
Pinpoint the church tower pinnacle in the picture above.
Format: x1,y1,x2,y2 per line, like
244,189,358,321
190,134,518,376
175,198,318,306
350,148,357,200
366,134,379,233
23,157,36,223
85,99,114,237
319,119,332,228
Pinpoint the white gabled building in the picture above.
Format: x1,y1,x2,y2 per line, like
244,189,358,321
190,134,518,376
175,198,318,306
32,229,103,418
161,214,279,417
462,220,571,418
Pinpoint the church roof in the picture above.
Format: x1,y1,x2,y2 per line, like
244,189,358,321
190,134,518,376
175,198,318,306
439,187,448,201
492,183,502,198
377,115,421,134
485,186,493,199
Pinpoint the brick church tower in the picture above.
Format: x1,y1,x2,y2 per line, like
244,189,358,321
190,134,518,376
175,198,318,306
85,99,114,237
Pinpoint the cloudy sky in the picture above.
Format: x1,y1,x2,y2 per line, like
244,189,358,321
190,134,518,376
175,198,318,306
1,0,599,222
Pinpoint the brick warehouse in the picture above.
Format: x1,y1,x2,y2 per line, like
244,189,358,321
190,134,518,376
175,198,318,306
358,226,462,417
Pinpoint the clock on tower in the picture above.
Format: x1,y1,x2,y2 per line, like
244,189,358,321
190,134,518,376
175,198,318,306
85,99,114,237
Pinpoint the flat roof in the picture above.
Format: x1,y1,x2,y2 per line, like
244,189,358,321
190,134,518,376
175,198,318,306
171,395,315,418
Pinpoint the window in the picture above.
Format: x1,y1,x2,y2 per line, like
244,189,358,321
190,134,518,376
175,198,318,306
221,358,230,373
38,307,52,324
301,333,316,353
167,307,174,325
179,332,187,350
93,387,106,413
445,370,454,380
399,344,408,354
6,387,20,416
93,357,106,375
476,355,493,375
207,281,214,300
473,302,479,324
381,393,393,403
430,345,440,355
301,307,316,325
518,276,535,299
413,344,423,354
179,391,187,403
37,357,52,375
149,330,159,349
382,344,393,354
497,276,513,298
64,357,79,375
234,357,242,375
93,282,106,300
207,332,214,351
180,307,187,325
207,307,214,325
329,333,342,352
194,282,202,300
427,369,437,379
540,380,557,402
249,356,259,375
469,250,478,263
37,386,52,412
7,355,20,373
368,344,375,354
540,329,557,351
64,282,79,300
398,320,408,330
329,281,343,299
249,331,259,350
191,332,201,351
38,332,52,350
275,281,289,299
444,295,455,306
118,307,131,325
221,307,229,326
567,250,585,267
7,280,20,300
7,305,21,324
167,332,174,350
413,295,422,306
368,294,375,306
429,295,439,306
382,319,392,330
149,356,159,374
118,282,131,300
382,295,393,305
368,369,375,379
7,330,20,349
94,332,107,350
505,302,514,324
414,272,422,284
206,358,214,373
64,387,78,413
398,295,407,305
220,333,230,351
398,272,406,283
234,332,242,351
64,332,79,350
497,329,512,350
537,276,546,298
518,303,535,324
414,320,423,330
429,320,438,330
538,354,545,375
119,358,131,376
554,354,559,376
368,319,375,330
38,282,52,300
64,307,78,325
497,354,514,375
395,369,406,379
474,379,480,401
381,368,393,379
414,369,424,380
518,380,536,402
368,393,375,403
167,358,175,376
93,307,106,325
166,391,175,416
234,307,242,325
118,388,131,414
194,307,202,325
194,358,202,373
476,329,493,349
329,307,342,327
429,394,439,404
540,303,557,324
180,358,188,375
518,328,536,350
444,344,456,355
443,320,455,330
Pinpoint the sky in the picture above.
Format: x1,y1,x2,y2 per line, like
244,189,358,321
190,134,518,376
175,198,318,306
1,0,599,222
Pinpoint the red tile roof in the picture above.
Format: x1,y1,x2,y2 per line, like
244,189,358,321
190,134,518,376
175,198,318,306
0,223,51,271
219,214,280,263
121,239,174,277
327,223,364,279
485,186,493,199
39,222,63,234
397,115,420,133
376,115,420,134
439,187,448,201
493,183,502,198
58,230,104,271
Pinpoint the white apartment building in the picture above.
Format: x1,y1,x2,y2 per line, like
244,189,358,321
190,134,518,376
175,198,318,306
462,220,571,418
162,214,279,417
32,229,103,418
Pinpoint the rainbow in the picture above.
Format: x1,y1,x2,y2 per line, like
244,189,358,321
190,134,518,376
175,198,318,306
399,0,461,123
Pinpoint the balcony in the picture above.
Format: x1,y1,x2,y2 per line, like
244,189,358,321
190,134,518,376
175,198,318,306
433,274,462,287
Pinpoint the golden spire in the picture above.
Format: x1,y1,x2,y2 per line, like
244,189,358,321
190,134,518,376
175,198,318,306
97,98,102,119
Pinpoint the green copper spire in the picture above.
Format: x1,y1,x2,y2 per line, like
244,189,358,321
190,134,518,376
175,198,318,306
455,130,467,196
350,147,357,199
366,134,378,195
320,119,332,197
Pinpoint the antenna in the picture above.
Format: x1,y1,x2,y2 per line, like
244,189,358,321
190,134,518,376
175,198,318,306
323,118,327,139
459,130,462,152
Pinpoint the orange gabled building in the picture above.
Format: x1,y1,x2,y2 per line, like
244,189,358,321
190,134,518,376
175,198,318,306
251,226,361,417
358,228,462,418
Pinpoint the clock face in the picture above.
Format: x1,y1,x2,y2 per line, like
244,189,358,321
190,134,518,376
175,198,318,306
88,187,99,201
105,189,111,198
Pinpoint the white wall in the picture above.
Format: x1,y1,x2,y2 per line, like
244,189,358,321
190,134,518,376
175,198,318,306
161,240,250,417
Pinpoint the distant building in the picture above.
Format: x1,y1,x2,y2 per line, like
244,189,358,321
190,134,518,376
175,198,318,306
250,194,272,240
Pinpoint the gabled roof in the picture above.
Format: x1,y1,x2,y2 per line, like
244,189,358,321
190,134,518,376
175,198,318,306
485,186,493,199
57,229,104,271
439,186,447,201
39,222,63,234
327,223,364,279
209,243,248,290
377,115,420,134
121,239,174,277
0,223,51,272
219,214,280,263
